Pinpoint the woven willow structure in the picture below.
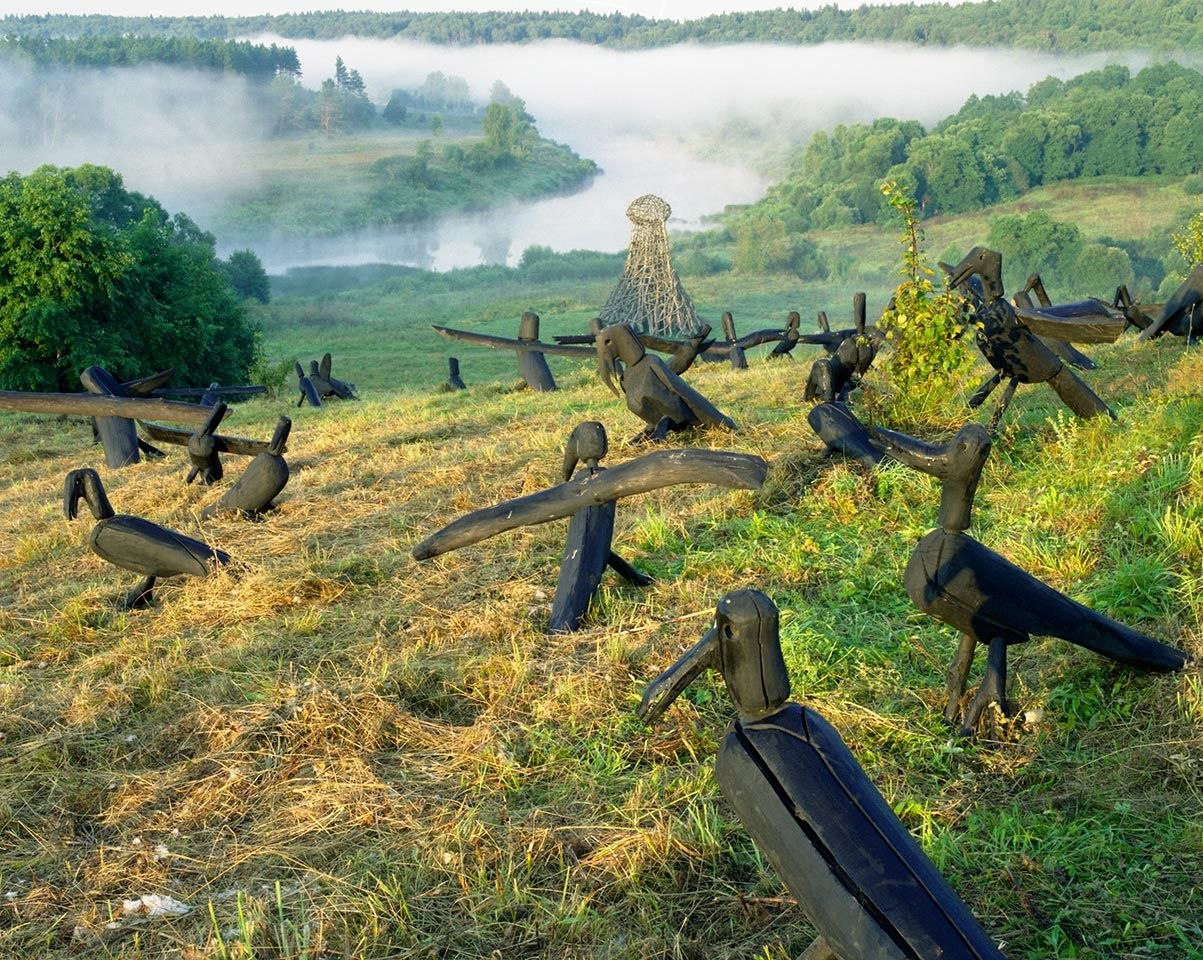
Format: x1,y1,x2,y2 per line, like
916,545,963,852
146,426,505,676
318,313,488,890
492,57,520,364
598,194,701,338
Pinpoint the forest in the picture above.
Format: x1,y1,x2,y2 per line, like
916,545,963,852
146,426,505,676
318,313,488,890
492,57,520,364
5,0,1203,52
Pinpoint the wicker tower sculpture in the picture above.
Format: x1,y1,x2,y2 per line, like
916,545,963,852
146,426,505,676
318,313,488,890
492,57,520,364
598,195,701,338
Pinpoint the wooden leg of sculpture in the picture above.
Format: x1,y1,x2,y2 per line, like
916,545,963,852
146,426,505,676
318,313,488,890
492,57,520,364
987,377,1020,433
961,635,1011,738
121,576,157,611
967,371,1002,409
944,632,977,726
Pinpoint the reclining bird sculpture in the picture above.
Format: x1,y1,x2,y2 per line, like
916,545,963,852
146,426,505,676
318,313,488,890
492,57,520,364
595,323,737,442
64,468,231,609
871,421,1188,737
1130,263,1203,343
945,247,1117,427
413,423,766,632
639,589,1008,960
296,353,358,407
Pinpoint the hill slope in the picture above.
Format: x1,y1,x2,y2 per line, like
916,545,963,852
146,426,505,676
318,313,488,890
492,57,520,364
1,326,1200,957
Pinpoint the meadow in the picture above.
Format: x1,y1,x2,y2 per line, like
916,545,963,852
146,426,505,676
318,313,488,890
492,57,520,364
1,177,1201,959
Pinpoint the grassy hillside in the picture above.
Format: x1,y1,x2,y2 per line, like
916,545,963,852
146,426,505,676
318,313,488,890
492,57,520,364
2,312,1201,957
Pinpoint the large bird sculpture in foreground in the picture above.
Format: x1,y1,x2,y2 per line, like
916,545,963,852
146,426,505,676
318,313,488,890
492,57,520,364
639,589,1008,960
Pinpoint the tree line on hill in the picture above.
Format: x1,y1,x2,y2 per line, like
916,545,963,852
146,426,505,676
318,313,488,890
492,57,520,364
4,1,1203,52
0,34,298,80
732,62,1203,295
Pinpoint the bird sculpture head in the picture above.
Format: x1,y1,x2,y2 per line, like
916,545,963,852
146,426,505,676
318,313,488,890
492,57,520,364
518,311,541,341
786,311,800,334
267,417,292,457
64,468,115,522
562,421,608,481
722,311,737,342
947,247,1005,301
639,589,790,724
595,323,646,397
872,422,991,483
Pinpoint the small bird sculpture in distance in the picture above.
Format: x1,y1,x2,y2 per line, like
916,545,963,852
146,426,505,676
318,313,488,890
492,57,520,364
639,589,1009,960
64,468,230,609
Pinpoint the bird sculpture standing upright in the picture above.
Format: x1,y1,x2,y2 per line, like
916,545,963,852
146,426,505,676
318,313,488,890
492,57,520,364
803,293,880,403
945,247,1116,427
65,468,231,609
639,589,1008,960
871,422,1188,736
595,323,737,442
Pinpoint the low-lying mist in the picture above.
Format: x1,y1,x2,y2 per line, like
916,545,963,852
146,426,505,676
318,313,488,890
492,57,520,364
0,37,1162,272
0,58,267,221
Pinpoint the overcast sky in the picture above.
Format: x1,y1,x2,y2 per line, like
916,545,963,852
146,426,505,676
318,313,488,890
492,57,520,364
0,2,926,18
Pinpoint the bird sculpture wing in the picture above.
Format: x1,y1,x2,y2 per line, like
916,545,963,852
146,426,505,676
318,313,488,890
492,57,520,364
137,421,277,457
1012,302,1127,343
412,449,766,559
432,325,595,357
718,704,1008,959
649,361,737,430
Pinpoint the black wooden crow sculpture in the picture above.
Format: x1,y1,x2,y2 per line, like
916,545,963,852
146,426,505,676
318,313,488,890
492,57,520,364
871,422,1188,736
639,589,1008,960
595,323,737,443
412,425,766,632
65,468,231,609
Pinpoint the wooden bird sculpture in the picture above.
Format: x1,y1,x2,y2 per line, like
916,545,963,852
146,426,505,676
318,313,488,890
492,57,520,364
65,468,231,609
871,422,1188,736
201,417,292,520
296,353,358,407
412,426,767,632
446,357,467,390
946,248,1116,428
81,366,172,468
639,589,1008,960
1136,263,1203,343
595,323,737,443
804,294,880,403
433,311,594,392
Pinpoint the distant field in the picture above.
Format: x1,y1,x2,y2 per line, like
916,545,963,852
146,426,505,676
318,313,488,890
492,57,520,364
252,174,1202,394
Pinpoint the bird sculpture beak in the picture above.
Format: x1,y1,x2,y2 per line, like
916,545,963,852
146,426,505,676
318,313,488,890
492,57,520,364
637,628,719,724
597,337,623,398
268,417,292,457
870,426,951,479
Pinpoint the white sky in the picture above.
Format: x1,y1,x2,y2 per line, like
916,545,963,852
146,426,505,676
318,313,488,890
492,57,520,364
0,2,923,18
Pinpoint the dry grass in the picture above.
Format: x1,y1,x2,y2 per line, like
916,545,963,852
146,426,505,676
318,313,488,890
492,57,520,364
1,337,1201,959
